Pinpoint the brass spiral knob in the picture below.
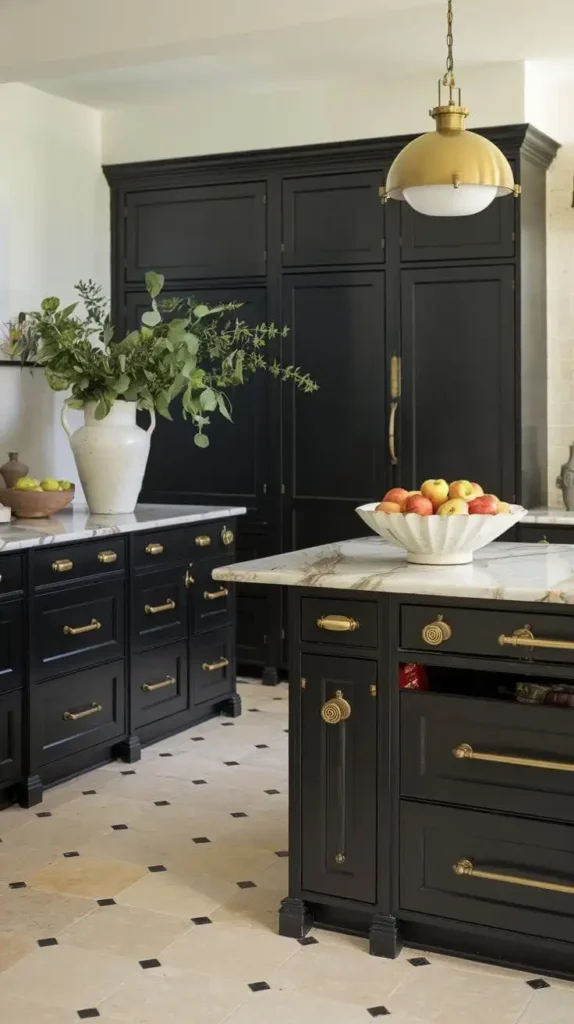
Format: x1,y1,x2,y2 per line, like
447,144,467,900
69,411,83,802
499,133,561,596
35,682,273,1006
421,615,452,647
221,528,234,546
321,690,351,725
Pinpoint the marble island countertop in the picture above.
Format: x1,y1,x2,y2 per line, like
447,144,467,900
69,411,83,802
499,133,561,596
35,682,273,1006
213,536,574,604
523,507,574,526
0,503,246,552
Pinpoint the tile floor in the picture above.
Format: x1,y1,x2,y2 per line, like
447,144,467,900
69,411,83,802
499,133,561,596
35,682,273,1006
0,680,573,1022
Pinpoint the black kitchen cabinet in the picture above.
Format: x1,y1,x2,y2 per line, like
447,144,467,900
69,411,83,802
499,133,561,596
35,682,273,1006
399,187,515,262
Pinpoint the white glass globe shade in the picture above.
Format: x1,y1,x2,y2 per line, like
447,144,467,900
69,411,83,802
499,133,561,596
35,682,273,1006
403,183,498,217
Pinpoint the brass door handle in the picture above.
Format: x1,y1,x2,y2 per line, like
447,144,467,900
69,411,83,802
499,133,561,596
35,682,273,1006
221,528,234,546
63,702,103,722
98,550,118,564
321,689,352,724
422,615,452,646
145,543,164,556
453,742,574,773
388,400,398,466
204,588,229,601
498,626,574,652
142,676,176,692
184,569,195,588
453,858,574,895
63,618,102,636
145,599,176,615
195,535,211,547
316,615,359,632
52,558,73,573
202,657,229,672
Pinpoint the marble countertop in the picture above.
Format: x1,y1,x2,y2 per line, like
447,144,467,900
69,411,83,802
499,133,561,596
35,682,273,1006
213,536,574,603
523,507,574,526
0,503,246,552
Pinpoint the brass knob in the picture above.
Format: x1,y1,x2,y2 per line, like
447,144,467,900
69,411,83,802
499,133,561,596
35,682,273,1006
221,528,234,546
52,558,73,573
98,550,117,564
184,568,195,588
421,615,452,647
146,543,164,556
321,690,351,724
195,535,211,548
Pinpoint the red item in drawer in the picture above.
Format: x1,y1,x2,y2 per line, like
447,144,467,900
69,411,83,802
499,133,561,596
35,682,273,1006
400,663,428,691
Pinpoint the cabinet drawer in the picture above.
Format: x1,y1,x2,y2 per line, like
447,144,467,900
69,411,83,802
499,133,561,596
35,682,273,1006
0,600,23,696
132,521,235,568
33,661,125,765
191,556,233,634
517,525,574,545
33,538,125,587
0,689,22,787
401,603,574,666
32,579,124,681
400,802,574,945
0,554,23,596
301,597,378,648
132,567,187,652
191,631,234,708
132,641,189,728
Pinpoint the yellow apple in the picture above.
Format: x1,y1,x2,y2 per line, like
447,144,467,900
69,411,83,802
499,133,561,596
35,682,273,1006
375,501,402,513
497,501,512,514
470,482,484,498
40,478,60,492
448,480,475,502
436,498,470,516
421,478,449,509
13,477,40,491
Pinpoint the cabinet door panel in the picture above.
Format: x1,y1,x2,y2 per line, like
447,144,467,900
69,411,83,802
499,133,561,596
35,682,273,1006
191,630,234,708
0,600,23,696
299,653,378,904
132,567,188,653
400,265,515,499
132,641,189,729
0,690,21,786
400,189,515,262
32,580,124,681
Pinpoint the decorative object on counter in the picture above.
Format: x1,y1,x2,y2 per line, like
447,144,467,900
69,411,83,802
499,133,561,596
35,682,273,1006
515,681,574,707
399,664,428,691
381,0,520,217
0,504,11,523
0,483,74,518
0,452,28,488
11,272,317,515
556,444,574,510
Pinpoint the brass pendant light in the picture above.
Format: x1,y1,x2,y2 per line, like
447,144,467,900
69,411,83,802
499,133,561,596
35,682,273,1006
380,0,520,217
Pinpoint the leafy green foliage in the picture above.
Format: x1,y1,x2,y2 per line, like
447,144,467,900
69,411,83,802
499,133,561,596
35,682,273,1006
10,275,318,445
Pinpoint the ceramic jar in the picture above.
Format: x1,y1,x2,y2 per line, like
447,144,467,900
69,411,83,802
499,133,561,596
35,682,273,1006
557,443,574,511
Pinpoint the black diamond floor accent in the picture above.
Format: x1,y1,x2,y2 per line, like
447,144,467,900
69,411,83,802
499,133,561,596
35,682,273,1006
237,880,257,889
154,800,171,806
275,850,289,858
408,956,430,967
224,761,239,766
298,936,318,946
255,744,269,749
111,824,128,831
367,1007,390,1017
82,790,97,795
248,708,261,713
37,937,58,947
9,881,26,889
148,864,167,873
159,753,173,758
140,958,161,970
77,1010,100,1020
527,979,551,990
192,779,207,785
192,916,212,925
265,789,280,795
273,697,283,701
192,837,211,844
191,736,205,741
97,898,116,906
221,722,234,727
248,981,270,992
121,770,136,775
231,812,248,818
36,811,52,818
283,729,288,733
63,851,80,858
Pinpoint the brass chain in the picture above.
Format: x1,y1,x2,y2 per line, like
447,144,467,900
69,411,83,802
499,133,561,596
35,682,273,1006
442,0,455,89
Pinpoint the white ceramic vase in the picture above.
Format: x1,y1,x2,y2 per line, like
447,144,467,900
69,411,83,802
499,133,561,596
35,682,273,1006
61,401,156,515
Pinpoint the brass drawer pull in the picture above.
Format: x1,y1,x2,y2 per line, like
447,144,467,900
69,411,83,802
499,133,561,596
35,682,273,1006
63,618,101,636
184,569,195,588
498,626,574,652
145,599,176,615
453,858,574,895
321,690,352,724
52,558,73,573
142,676,176,692
98,550,118,564
63,702,103,722
146,543,164,556
422,615,452,646
221,528,234,546
453,742,574,773
202,657,229,672
204,588,229,601
316,614,359,633
195,534,211,548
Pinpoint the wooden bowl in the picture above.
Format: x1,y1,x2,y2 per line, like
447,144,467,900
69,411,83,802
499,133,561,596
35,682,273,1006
0,486,75,519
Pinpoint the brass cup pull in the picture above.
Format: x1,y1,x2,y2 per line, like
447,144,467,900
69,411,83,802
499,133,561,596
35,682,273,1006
498,626,574,652
453,742,574,773
195,535,211,548
63,702,103,722
453,858,574,896
204,588,229,601
321,689,352,725
184,569,195,588
221,528,234,546
422,615,452,647
52,558,73,573
145,599,176,615
142,676,176,693
145,543,164,556
316,615,359,633
98,550,118,564
202,657,229,672
63,618,102,636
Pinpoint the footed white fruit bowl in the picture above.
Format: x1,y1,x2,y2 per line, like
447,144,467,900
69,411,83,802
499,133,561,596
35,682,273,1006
356,502,528,565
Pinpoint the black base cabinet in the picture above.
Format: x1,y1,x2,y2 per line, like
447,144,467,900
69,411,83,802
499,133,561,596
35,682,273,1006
283,586,574,979
0,515,240,810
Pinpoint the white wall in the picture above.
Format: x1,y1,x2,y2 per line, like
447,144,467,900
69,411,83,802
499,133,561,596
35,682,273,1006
0,84,109,496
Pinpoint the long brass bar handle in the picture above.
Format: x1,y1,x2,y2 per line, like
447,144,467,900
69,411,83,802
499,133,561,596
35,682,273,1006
321,689,352,725
453,742,574,773
63,618,102,636
453,858,574,896
142,676,176,692
498,626,574,652
202,657,230,672
316,615,359,633
63,702,103,722
203,588,229,601
388,400,398,466
145,599,176,615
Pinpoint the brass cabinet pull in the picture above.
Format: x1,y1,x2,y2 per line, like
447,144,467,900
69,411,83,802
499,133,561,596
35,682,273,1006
195,534,211,548
221,527,234,546
63,702,103,722
316,614,359,633
184,568,195,588
145,543,164,556
388,354,401,466
98,550,118,564
422,615,452,646
453,742,574,773
204,588,229,601
202,657,229,672
142,676,176,692
63,618,102,636
52,558,73,573
321,689,352,724
145,599,176,615
388,400,398,466
538,536,549,544
498,626,574,652
453,858,574,896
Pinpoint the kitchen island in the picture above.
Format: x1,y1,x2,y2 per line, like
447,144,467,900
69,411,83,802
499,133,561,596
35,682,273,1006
0,503,244,809
214,537,574,979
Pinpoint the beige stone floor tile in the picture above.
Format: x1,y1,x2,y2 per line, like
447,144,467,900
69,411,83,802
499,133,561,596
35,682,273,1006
223,988,389,1024
0,886,93,936
29,855,147,899
517,986,574,1023
81,822,193,867
0,803,38,837
97,967,246,1023
386,963,531,1023
0,943,137,1010
210,884,280,931
54,793,150,827
117,871,236,920
161,921,298,981
312,927,371,953
59,903,190,958
167,840,277,883
0,844,60,883
0,930,36,972
0,994,79,1023
0,813,110,853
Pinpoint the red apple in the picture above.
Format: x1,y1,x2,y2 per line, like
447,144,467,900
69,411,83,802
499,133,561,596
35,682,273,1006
375,501,402,513
400,490,421,510
403,494,434,516
436,498,470,516
421,478,449,509
468,495,498,515
470,482,484,498
448,480,475,502
382,487,409,506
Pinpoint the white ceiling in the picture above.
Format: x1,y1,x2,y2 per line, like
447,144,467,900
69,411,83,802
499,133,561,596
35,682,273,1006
1,0,573,108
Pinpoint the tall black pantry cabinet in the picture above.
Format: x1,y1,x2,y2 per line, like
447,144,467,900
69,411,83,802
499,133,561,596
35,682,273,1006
104,123,558,680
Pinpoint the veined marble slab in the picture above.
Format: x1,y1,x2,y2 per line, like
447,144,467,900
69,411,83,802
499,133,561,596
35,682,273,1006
213,536,574,603
0,503,246,552
523,507,574,526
